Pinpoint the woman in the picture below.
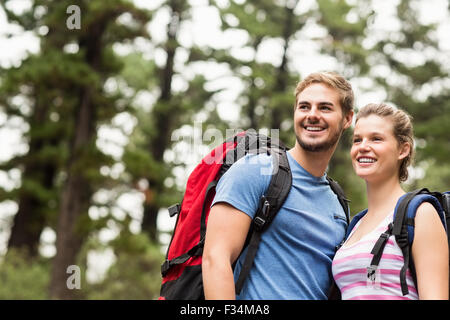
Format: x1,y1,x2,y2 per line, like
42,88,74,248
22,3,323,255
332,103,448,300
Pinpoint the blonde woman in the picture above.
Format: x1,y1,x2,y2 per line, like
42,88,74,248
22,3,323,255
332,103,448,300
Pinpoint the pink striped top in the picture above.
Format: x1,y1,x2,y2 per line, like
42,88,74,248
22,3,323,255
332,212,418,300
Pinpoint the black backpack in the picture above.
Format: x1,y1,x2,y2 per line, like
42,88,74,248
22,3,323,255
159,131,349,300
346,189,450,296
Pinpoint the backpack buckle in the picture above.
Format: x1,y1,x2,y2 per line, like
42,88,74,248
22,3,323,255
161,259,171,277
442,193,450,215
253,216,266,229
367,265,378,282
168,204,181,217
366,265,381,288
253,198,270,231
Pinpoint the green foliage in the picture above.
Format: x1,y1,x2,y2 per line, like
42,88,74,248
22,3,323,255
370,0,450,190
0,250,50,299
82,233,164,300
316,0,372,76
416,161,450,191
120,53,157,91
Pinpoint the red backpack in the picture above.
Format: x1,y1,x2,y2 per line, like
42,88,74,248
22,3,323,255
158,131,349,300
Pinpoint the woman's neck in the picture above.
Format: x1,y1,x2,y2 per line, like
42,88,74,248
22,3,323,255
366,176,405,219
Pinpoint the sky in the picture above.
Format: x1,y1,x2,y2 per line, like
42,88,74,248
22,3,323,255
0,0,449,282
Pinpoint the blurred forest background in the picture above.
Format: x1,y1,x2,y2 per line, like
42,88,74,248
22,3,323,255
0,0,448,299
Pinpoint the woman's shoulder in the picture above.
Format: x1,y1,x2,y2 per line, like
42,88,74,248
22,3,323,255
415,201,440,221
414,201,447,238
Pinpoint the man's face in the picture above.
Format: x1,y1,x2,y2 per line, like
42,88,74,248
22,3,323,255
294,83,352,152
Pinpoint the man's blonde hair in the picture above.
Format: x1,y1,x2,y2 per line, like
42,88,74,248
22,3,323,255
294,71,354,115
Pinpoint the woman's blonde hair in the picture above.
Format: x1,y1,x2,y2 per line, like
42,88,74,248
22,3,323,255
355,103,415,182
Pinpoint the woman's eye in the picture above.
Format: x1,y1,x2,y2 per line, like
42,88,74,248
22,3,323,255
353,138,361,144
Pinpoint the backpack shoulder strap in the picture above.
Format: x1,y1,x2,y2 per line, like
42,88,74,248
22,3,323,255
393,189,446,246
345,209,368,239
235,146,292,295
326,176,351,225
256,146,292,229
442,192,450,244
392,189,446,296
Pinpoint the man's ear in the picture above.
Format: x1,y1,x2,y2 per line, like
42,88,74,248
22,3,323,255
343,110,354,130
398,142,411,161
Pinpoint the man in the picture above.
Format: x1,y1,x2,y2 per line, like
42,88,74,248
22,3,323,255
202,71,354,299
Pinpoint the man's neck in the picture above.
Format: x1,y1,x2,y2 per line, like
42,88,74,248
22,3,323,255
288,142,336,177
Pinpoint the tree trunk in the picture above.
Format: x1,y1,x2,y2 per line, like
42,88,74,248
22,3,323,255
7,98,56,257
49,21,103,298
141,1,181,242
271,2,297,130
49,88,95,299
7,163,55,256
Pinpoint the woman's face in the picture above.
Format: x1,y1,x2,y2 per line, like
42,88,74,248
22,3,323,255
350,114,409,183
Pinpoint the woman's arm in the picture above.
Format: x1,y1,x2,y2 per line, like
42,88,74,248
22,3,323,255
412,202,449,300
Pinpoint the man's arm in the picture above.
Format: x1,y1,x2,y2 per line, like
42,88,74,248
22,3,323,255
202,202,252,300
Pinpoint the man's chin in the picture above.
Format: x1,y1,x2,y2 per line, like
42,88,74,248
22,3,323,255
298,142,331,152
296,137,338,153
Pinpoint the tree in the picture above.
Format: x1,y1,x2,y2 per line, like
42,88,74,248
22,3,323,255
123,0,223,243
206,0,306,144
0,0,154,299
367,0,449,190
0,1,70,257
46,0,150,299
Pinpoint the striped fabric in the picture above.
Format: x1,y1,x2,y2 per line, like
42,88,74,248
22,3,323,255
332,213,418,300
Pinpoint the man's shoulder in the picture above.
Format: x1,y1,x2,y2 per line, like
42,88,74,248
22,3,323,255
237,152,273,164
212,153,274,217
226,152,273,177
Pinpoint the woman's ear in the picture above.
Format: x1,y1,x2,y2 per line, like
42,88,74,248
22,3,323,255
398,142,411,161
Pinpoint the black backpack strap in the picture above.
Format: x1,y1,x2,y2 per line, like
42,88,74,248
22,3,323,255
392,189,429,295
325,176,350,300
441,192,450,244
326,176,350,224
161,241,204,277
392,189,429,237
367,222,394,283
235,147,292,295
200,180,219,241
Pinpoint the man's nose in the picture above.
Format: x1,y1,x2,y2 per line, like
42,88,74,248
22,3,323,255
306,106,320,121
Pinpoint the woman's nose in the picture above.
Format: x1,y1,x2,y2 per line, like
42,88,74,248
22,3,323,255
358,139,370,151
